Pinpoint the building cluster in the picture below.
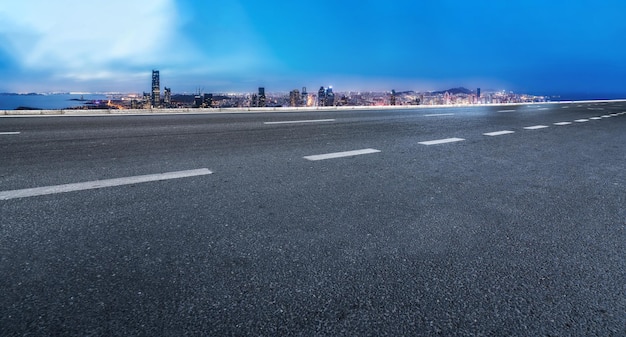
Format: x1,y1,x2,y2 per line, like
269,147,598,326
105,70,547,110
127,70,174,109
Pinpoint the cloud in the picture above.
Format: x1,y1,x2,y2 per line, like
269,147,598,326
0,0,180,81
0,0,282,91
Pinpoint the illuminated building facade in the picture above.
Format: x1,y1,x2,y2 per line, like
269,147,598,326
325,87,335,106
258,87,266,107
289,89,300,107
151,70,160,108
318,86,326,106
164,87,171,106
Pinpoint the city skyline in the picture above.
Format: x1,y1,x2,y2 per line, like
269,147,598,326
1,1,626,97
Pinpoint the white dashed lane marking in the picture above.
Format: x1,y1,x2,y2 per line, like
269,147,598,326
0,132,20,135
497,110,516,112
424,113,454,117
575,119,589,122
304,148,381,161
264,119,335,125
418,138,465,145
0,169,213,201
554,122,572,126
524,125,549,130
484,130,515,136
590,117,602,120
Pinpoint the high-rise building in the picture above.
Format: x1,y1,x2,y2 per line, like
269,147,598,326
164,87,171,106
258,87,266,107
143,92,151,109
194,95,203,108
151,70,160,108
318,86,326,106
325,87,335,106
390,89,397,106
477,88,481,98
203,93,213,108
289,89,300,107
251,94,258,107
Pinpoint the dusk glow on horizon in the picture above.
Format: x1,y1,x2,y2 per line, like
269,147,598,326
1,0,626,96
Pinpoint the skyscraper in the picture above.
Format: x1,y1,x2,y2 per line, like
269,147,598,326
477,88,481,98
258,87,266,107
151,70,160,108
390,89,397,106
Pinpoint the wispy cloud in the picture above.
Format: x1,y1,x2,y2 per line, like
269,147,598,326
0,0,179,81
0,0,281,91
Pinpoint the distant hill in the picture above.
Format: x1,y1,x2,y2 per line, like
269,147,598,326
431,87,473,95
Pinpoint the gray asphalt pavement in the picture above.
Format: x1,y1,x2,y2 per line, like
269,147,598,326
1,102,625,336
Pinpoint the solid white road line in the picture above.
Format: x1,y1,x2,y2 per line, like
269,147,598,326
524,125,549,130
574,119,589,122
590,117,602,120
424,113,454,117
602,115,611,118
497,110,516,112
610,114,619,117
554,122,572,126
304,148,381,161
264,119,335,125
483,130,515,136
0,132,20,135
0,169,213,201
418,138,465,145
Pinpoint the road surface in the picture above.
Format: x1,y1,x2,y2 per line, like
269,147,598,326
1,102,625,336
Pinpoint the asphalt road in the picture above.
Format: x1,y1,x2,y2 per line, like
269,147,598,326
1,103,625,336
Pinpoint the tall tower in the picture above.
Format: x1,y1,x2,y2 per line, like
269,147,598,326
151,70,160,108
477,88,481,98
258,87,266,107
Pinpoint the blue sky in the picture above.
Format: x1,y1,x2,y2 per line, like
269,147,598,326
1,0,625,96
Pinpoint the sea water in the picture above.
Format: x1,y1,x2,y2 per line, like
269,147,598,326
0,94,108,110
